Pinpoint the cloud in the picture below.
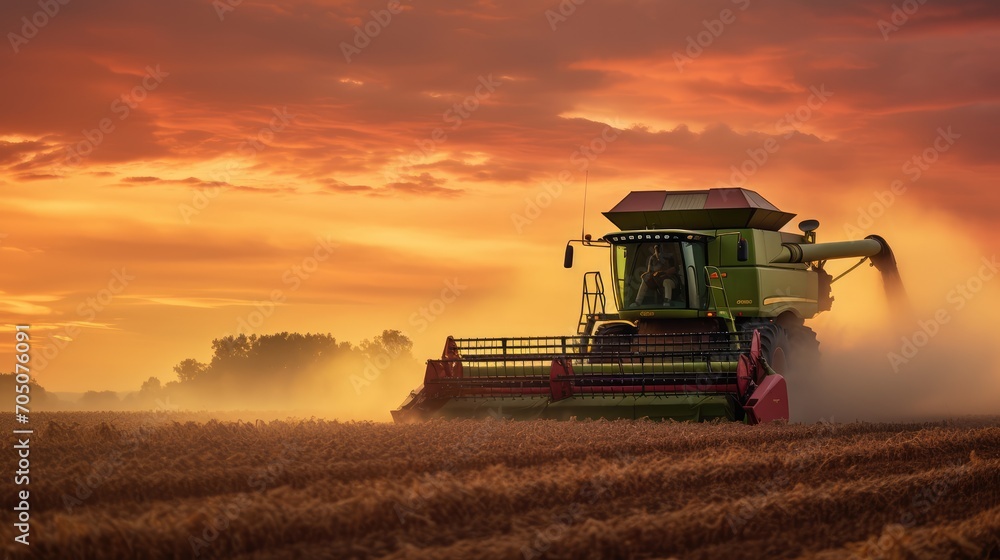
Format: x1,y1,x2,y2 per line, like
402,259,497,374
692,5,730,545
120,176,161,183
0,140,47,164
384,172,462,197
118,175,293,193
120,295,282,309
0,298,54,316
320,178,375,194
0,0,997,396
320,173,462,197
2,0,996,219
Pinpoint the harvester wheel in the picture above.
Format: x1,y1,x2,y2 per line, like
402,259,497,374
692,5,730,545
753,323,791,375
589,322,638,360
741,322,820,375
594,322,638,337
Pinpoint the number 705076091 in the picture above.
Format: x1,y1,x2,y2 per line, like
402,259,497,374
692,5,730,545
14,325,31,417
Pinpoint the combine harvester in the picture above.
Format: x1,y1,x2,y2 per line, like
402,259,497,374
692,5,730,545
393,188,905,423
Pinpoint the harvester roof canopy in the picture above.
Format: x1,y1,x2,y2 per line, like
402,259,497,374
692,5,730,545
603,187,796,231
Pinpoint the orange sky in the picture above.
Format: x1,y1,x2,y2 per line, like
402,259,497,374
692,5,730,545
1,0,999,408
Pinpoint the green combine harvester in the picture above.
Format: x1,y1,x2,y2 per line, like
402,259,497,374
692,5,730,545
392,188,905,423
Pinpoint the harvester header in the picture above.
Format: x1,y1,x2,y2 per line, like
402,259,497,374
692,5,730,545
393,187,905,424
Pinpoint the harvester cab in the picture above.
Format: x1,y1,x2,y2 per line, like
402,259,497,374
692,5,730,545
392,188,905,424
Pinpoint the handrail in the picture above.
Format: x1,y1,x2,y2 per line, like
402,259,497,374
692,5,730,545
704,265,737,333
577,271,608,335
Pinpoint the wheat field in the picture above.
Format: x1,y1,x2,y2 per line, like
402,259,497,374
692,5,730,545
1,412,999,559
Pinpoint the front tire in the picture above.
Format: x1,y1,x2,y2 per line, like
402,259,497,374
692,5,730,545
588,322,638,362
740,321,819,375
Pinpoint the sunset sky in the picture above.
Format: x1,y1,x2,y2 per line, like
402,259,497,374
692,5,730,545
1,0,998,415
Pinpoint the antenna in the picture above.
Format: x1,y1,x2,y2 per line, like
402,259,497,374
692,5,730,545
581,169,589,240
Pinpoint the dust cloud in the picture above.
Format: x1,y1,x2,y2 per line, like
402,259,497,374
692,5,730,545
791,276,1000,423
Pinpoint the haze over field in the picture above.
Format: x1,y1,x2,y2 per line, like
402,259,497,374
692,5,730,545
1,0,998,421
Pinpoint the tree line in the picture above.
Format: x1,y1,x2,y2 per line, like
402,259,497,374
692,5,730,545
7,330,416,412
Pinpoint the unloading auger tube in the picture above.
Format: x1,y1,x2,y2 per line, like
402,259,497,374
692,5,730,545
771,234,909,315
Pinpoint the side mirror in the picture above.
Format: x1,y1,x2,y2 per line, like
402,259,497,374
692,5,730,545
563,244,574,268
736,236,749,262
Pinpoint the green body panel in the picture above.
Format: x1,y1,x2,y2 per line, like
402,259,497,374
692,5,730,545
622,308,706,321
614,227,820,323
422,395,738,421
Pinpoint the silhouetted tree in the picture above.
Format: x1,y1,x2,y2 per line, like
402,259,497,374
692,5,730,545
0,373,57,409
141,376,162,393
199,332,355,383
210,334,253,372
173,359,208,383
167,331,415,407
360,329,413,360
